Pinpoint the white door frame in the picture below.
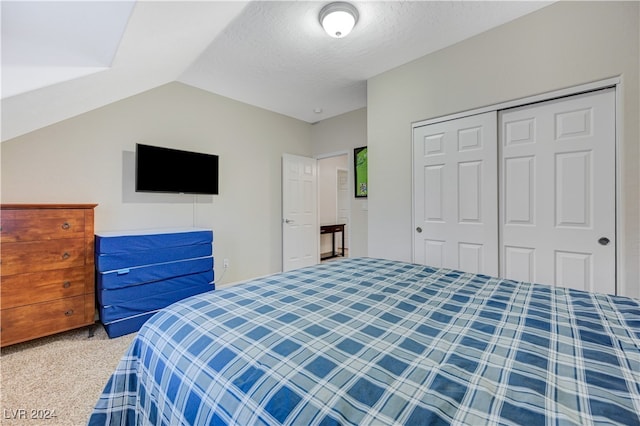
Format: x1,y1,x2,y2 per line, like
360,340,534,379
411,76,623,293
336,166,350,252
316,150,352,260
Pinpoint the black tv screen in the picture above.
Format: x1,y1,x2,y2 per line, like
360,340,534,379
135,143,219,195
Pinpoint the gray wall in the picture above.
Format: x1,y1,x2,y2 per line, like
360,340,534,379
367,2,639,297
1,82,312,284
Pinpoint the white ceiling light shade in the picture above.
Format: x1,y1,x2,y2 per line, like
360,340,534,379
319,2,359,38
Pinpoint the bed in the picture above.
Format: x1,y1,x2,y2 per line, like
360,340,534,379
89,257,640,425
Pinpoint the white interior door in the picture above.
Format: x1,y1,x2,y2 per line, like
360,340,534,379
282,154,318,271
336,168,349,250
499,88,615,293
413,111,499,275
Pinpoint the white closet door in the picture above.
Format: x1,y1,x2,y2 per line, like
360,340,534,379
413,111,498,275
499,88,615,293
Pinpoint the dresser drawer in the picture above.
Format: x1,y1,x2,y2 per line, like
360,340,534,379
0,238,86,276
0,295,87,346
0,209,85,243
1,267,86,309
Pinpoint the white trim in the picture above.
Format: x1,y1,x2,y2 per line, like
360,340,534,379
411,76,623,294
615,80,624,295
336,166,350,253
412,76,621,129
411,134,417,264
315,150,350,160
215,272,276,289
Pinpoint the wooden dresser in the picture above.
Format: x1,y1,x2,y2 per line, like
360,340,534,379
1,204,97,347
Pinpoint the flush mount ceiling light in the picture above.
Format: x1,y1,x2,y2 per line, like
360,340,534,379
319,2,359,38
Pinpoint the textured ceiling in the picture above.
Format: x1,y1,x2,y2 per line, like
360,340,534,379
179,1,552,123
1,1,552,141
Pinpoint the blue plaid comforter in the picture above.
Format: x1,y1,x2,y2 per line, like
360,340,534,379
89,258,640,425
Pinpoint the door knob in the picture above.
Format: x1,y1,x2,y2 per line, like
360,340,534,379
284,219,295,224
598,237,610,246
416,227,422,233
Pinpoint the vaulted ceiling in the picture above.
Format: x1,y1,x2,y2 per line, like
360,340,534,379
1,1,551,142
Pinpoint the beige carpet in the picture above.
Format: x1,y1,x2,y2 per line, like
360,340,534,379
1,324,135,425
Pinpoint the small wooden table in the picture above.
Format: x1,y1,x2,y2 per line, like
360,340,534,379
320,224,345,260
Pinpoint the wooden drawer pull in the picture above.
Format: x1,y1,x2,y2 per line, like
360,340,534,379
62,281,71,288
64,310,74,316
61,222,70,230
61,252,71,260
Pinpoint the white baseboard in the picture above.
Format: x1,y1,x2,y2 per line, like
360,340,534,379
214,272,278,290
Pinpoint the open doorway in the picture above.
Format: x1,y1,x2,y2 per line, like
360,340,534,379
319,154,350,261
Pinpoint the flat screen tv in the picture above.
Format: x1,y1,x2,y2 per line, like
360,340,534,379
135,143,219,195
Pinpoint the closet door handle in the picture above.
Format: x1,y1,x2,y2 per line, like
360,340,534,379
416,227,422,233
598,237,610,246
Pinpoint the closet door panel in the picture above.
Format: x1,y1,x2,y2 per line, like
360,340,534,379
499,88,615,293
423,165,444,221
413,112,498,275
504,246,535,282
555,251,592,289
504,156,535,225
555,151,591,228
424,239,445,268
458,161,482,223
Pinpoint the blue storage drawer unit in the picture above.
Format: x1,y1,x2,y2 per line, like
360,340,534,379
95,228,214,338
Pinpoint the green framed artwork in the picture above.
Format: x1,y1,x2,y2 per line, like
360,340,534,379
354,146,368,198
